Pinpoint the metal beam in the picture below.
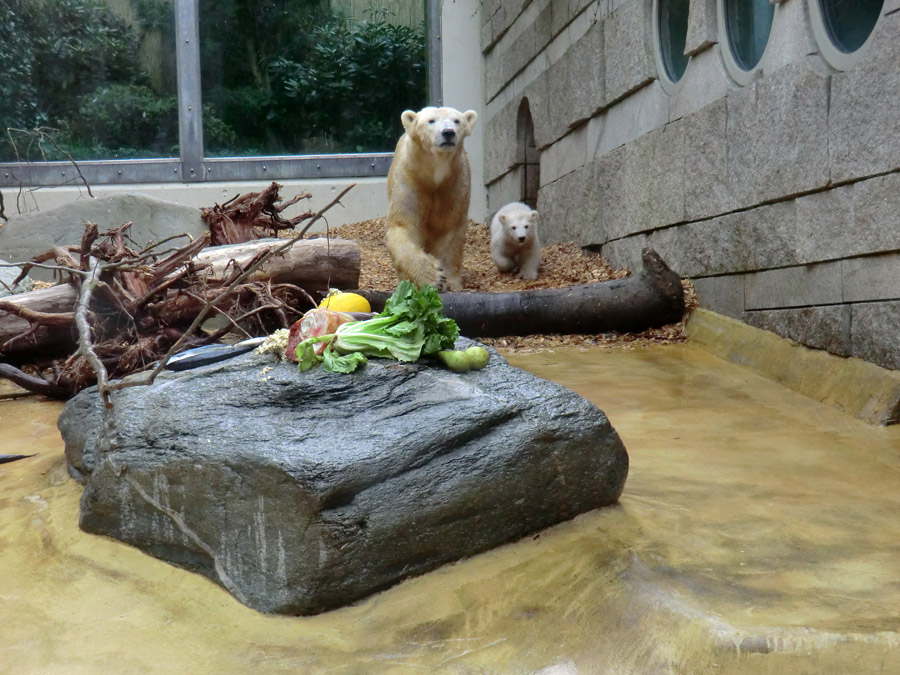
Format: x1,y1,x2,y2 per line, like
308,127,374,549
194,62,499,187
175,0,205,181
0,0,442,187
427,0,443,106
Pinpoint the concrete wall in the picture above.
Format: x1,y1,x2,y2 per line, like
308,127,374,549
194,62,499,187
1,178,387,234
441,0,489,222
481,0,900,371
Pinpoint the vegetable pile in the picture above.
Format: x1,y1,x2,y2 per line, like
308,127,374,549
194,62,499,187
294,281,460,373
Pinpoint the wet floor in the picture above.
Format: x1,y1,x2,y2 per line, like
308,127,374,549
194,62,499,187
2,344,900,674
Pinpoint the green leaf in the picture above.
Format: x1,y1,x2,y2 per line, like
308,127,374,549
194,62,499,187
296,339,323,371
322,347,367,373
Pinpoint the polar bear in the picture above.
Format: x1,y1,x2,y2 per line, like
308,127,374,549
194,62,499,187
490,202,541,280
385,106,478,291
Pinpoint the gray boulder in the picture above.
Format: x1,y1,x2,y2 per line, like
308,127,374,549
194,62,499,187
0,193,208,279
58,342,628,615
0,259,33,296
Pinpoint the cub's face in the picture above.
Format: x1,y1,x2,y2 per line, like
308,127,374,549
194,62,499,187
500,210,539,244
401,106,478,153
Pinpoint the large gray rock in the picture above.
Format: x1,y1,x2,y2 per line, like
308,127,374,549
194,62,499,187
58,342,628,615
0,193,208,278
0,259,33,296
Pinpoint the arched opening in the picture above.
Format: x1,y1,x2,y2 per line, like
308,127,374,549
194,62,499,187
516,98,539,210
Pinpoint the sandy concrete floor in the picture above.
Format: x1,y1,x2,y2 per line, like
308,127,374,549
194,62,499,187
2,343,900,674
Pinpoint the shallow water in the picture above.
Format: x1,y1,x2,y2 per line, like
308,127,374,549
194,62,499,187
2,344,900,674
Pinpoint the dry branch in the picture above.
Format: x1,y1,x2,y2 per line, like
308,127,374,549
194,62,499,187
0,182,358,398
202,181,314,245
0,237,360,355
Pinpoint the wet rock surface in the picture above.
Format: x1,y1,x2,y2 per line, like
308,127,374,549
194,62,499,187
58,341,628,615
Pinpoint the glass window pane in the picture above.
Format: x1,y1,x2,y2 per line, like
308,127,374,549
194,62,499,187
199,0,427,157
821,0,883,54
658,0,690,82
724,0,774,72
0,0,178,162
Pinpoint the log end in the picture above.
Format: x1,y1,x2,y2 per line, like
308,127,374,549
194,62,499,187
640,248,685,319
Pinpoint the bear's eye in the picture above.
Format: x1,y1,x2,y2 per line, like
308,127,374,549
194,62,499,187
453,119,460,124
428,118,437,124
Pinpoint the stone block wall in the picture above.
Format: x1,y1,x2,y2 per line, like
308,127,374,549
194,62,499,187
481,0,900,370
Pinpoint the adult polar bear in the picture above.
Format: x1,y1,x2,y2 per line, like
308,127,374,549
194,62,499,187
385,106,478,291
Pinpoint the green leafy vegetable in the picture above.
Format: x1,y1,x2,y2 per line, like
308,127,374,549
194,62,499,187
296,281,459,373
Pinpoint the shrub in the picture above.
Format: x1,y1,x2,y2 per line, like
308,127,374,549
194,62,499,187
0,0,426,160
267,14,426,152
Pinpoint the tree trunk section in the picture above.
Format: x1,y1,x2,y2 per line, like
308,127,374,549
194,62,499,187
194,237,359,288
359,249,685,338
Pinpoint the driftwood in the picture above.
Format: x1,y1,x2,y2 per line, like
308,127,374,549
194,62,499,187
360,249,685,337
0,285,79,354
194,238,359,287
0,237,359,356
202,181,314,245
0,181,359,399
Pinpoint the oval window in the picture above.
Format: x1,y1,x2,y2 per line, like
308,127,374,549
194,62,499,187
657,0,691,85
723,0,774,72
821,0,882,53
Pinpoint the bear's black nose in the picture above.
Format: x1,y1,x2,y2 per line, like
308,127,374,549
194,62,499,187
518,235,527,242
441,128,456,141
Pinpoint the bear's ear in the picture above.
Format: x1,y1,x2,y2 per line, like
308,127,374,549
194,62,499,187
401,110,418,130
529,210,539,222
463,110,478,128
498,214,508,226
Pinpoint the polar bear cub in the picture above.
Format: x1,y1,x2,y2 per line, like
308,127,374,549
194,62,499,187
385,106,478,291
490,202,541,280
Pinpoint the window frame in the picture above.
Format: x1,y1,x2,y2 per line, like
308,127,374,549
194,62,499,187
716,0,777,86
652,0,692,95
809,0,884,71
0,0,440,189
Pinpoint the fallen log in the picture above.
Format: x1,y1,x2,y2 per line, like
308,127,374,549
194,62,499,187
193,237,359,287
0,285,80,353
0,363,68,398
359,249,685,338
0,237,360,355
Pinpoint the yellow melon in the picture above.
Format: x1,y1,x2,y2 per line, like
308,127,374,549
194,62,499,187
318,292,371,313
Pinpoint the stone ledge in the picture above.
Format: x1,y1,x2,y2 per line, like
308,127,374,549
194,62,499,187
685,308,900,425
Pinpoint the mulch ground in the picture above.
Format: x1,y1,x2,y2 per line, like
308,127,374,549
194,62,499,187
319,218,696,354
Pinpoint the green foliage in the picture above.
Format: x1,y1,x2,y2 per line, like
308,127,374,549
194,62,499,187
0,0,39,134
67,84,177,158
29,0,143,120
134,0,174,33
0,0,426,161
0,0,165,160
266,14,427,153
